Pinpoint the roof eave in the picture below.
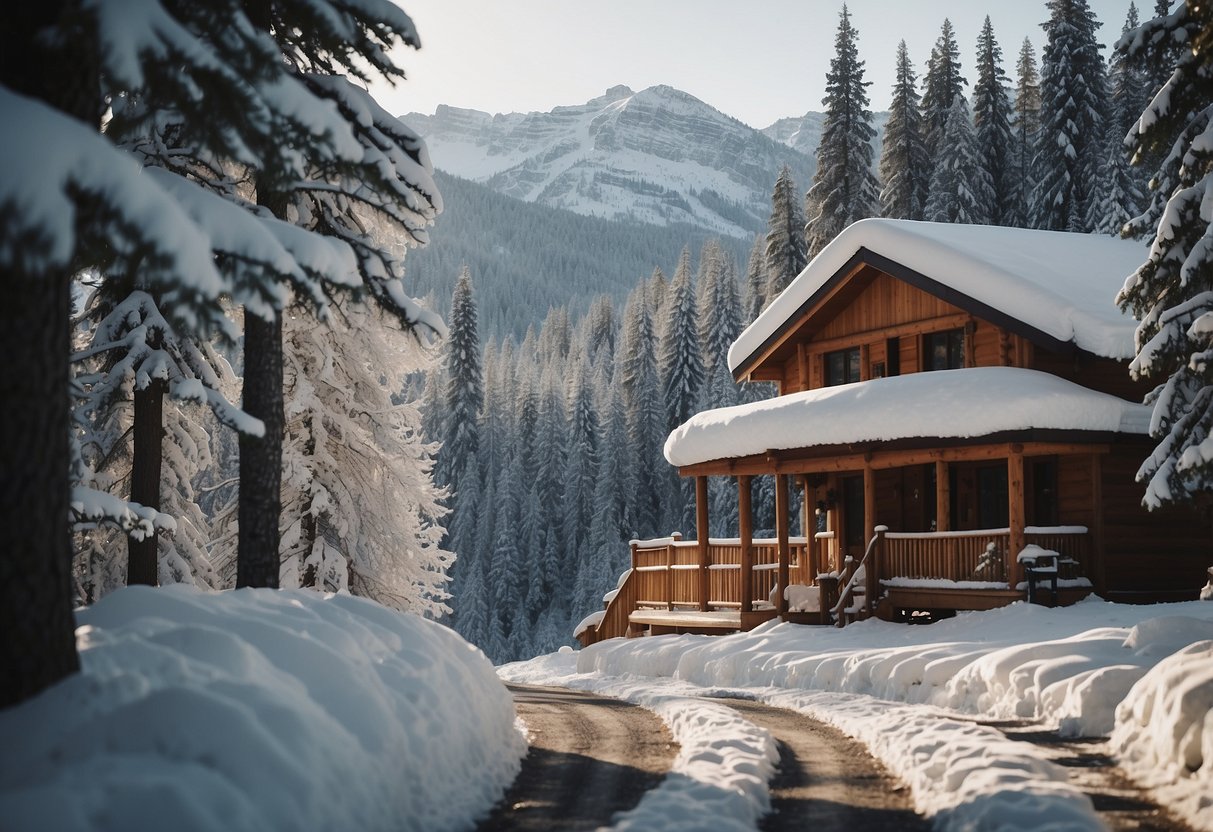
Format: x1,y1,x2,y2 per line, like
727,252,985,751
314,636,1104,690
732,247,1083,383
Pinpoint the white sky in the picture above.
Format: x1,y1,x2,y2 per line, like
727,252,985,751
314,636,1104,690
372,0,1142,129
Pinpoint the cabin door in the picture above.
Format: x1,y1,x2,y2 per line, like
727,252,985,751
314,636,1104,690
841,475,865,558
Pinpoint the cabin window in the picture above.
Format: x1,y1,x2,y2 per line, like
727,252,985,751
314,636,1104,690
825,347,861,386
1031,459,1058,526
977,465,1009,528
886,337,901,376
923,328,965,371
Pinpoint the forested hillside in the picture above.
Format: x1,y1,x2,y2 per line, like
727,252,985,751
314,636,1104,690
407,170,751,338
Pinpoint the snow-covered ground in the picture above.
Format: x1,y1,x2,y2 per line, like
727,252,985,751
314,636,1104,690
0,586,525,832
504,597,1213,831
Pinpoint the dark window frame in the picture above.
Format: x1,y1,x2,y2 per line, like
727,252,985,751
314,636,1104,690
923,328,965,372
824,347,861,386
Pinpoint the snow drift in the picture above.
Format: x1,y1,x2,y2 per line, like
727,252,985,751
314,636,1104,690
0,586,525,832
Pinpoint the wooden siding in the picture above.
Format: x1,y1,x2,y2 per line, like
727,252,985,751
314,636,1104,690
1031,349,1152,401
1098,448,1210,600
762,272,1048,391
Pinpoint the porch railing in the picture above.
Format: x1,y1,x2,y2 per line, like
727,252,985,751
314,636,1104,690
882,525,1089,583
630,534,808,610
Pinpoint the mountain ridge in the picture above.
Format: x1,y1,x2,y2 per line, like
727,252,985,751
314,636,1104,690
404,84,828,239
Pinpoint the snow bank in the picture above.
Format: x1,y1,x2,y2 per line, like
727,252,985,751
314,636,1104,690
1111,640,1213,830
549,598,1213,830
499,653,777,832
665,367,1151,467
0,586,525,832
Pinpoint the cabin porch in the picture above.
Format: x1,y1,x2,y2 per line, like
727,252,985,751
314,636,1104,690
577,438,1104,647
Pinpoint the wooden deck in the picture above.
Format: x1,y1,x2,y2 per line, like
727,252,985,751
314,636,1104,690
576,526,1092,646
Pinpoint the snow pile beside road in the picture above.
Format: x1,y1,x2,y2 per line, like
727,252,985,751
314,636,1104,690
0,585,525,832
555,598,1213,830
500,653,778,832
1111,640,1213,831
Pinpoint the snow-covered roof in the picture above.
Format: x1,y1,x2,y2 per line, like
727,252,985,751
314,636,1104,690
664,367,1151,467
729,219,1149,374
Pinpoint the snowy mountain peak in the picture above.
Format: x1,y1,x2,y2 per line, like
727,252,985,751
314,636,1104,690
404,85,818,238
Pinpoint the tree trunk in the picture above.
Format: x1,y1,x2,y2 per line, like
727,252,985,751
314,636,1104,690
0,0,98,709
237,310,284,588
236,0,287,589
127,378,166,585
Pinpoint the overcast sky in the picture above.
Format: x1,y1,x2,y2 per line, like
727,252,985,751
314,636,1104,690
370,0,1142,129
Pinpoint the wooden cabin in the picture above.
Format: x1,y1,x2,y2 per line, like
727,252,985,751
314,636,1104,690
577,219,1211,647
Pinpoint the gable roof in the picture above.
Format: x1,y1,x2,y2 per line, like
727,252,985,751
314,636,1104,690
729,219,1148,377
664,366,1151,468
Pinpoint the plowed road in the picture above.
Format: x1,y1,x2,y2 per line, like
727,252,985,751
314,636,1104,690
477,684,927,832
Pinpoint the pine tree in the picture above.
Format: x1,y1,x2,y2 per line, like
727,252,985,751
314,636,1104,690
1115,1,1213,508
742,235,769,323
436,268,483,498
805,5,880,257
879,41,930,220
658,248,704,433
1033,0,1109,231
697,241,743,379
0,0,321,707
921,19,968,175
1011,38,1043,227
972,17,1017,225
620,286,665,537
1086,119,1146,234
562,352,600,582
277,302,452,615
924,96,989,224
764,166,808,299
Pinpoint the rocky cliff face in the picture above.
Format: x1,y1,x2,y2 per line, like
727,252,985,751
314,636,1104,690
405,85,819,239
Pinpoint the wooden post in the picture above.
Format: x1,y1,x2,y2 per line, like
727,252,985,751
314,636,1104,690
1089,454,1106,596
630,541,639,570
739,475,753,613
670,531,683,610
802,475,817,582
775,472,790,615
935,460,950,532
867,526,886,614
1008,448,1025,589
863,463,876,546
696,475,710,611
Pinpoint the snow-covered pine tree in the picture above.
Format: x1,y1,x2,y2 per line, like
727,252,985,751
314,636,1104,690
620,285,666,538
577,366,633,618
921,19,968,178
1033,0,1110,231
487,447,524,662
924,96,990,225
805,5,881,257
235,1,443,591
447,456,483,635
1,0,319,707
562,350,600,594
659,248,704,433
436,267,483,498
1011,38,1043,227
533,360,570,589
697,240,743,383
71,289,257,596
743,234,769,323
879,41,930,221
657,248,703,533
764,166,808,300
1114,0,1213,508
1086,119,1146,234
277,301,451,615
583,294,617,360
973,17,1017,225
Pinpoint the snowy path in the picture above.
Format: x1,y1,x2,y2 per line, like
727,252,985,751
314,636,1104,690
986,720,1200,832
476,684,676,831
710,696,927,832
